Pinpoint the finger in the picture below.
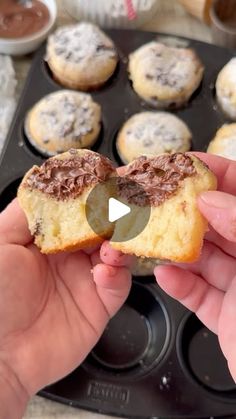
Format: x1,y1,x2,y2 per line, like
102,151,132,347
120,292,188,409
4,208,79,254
154,265,224,333
0,244,46,337
83,244,101,255
90,249,102,266
205,226,236,259
93,263,132,318
0,199,32,246
175,241,236,292
198,191,236,243
100,241,134,267
191,152,236,195
50,251,92,286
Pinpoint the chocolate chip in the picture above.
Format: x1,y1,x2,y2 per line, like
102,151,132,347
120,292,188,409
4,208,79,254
48,111,56,117
143,139,154,147
60,36,69,45
168,102,177,109
64,102,76,113
156,73,177,87
96,44,114,53
146,73,154,80
55,47,65,55
43,139,50,144
181,201,187,214
65,52,72,60
168,136,178,142
60,122,74,136
96,44,105,52
33,219,42,236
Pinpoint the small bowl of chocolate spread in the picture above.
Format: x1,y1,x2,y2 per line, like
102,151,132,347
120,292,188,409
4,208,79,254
0,0,57,55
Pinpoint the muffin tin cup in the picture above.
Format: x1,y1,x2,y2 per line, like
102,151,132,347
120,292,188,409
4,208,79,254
177,313,236,399
85,282,170,376
1,29,236,418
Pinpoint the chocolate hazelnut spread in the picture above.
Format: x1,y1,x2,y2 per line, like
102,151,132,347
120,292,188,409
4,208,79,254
25,151,114,200
0,0,50,39
117,153,196,206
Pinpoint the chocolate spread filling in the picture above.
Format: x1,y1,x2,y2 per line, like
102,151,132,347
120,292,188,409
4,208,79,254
25,150,114,200
0,0,50,39
117,153,196,206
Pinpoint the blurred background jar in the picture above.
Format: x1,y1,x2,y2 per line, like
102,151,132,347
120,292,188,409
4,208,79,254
63,0,159,29
179,0,236,48
178,0,213,23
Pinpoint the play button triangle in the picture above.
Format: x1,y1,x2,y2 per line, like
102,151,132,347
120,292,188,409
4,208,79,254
108,197,131,223
85,178,151,242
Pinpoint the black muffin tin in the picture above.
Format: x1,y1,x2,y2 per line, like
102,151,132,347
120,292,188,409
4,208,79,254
0,29,236,419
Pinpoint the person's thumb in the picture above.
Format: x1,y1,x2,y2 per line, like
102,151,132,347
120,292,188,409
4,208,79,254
93,264,131,318
198,191,236,242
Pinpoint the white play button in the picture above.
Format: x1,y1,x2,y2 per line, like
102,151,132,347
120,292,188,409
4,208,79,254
85,178,151,242
108,197,131,223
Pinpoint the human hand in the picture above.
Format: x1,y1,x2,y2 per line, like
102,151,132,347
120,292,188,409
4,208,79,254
0,199,131,413
154,153,236,382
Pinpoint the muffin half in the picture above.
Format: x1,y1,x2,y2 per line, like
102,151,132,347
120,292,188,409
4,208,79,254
111,153,217,262
18,149,115,253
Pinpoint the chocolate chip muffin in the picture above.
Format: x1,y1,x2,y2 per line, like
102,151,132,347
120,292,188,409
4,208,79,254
111,153,217,262
46,22,118,90
216,58,236,120
18,149,115,253
207,123,236,160
25,90,101,156
116,111,192,163
128,42,204,108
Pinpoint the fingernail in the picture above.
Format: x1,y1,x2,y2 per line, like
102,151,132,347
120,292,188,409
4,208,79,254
107,266,119,277
154,265,163,276
199,191,229,209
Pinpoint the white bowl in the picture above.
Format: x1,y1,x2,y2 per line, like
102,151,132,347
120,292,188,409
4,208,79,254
0,0,57,56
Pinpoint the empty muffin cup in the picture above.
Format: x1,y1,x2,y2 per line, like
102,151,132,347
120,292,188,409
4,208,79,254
88,282,170,376
178,314,236,397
